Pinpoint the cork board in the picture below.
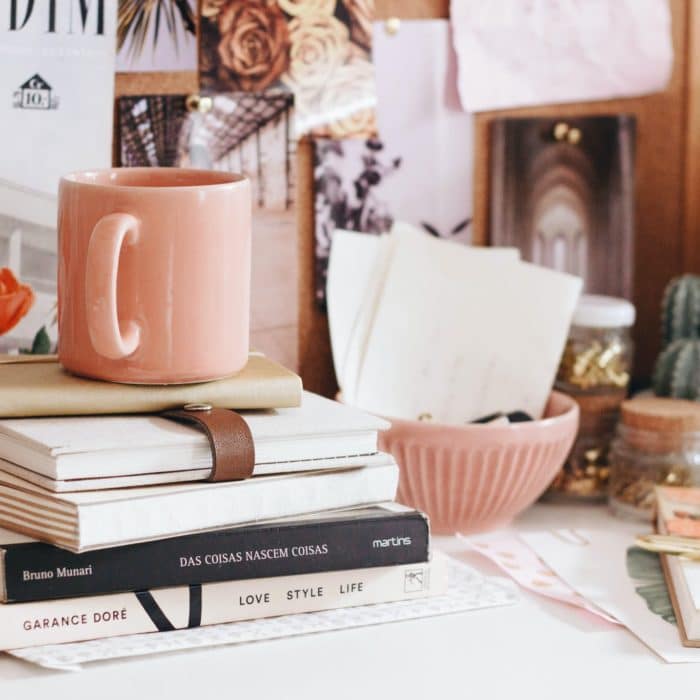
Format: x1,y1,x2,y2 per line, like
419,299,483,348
113,1,695,397
472,0,690,388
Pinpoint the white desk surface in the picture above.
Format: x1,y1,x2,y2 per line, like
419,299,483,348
2,503,699,699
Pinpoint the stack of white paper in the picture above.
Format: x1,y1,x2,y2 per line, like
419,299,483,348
327,224,582,423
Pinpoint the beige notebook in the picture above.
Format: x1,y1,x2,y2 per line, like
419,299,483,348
0,354,302,417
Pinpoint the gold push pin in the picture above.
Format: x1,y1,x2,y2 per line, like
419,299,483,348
553,122,569,141
385,17,401,35
567,127,582,145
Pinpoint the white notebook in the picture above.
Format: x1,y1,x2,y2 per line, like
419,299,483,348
0,392,389,489
0,457,399,553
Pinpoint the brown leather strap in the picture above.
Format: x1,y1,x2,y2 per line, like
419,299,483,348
162,407,255,482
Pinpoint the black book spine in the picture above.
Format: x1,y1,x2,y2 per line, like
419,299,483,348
2,512,429,602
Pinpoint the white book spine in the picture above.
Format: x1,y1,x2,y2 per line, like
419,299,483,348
0,556,448,650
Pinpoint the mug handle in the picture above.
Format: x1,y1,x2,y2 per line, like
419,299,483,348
85,213,141,360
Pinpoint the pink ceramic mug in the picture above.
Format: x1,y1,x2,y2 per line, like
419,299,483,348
58,168,251,384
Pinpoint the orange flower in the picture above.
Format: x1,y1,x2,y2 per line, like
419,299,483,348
0,268,35,335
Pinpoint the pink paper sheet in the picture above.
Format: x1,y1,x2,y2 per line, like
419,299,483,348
460,532,619,624
450,0,673,112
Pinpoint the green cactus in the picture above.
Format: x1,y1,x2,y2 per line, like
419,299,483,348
661,274,700,346
653,338,700,400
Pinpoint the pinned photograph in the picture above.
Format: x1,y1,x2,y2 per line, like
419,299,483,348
116,0,198,73
118,92,296,210
313,137,399,307
490,115,636,299
118,91,299,369
199,0,376,138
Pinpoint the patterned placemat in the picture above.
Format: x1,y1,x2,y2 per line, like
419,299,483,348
8,559,517,671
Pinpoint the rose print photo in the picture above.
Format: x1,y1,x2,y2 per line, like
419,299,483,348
200,0,376,138
118,91,299,370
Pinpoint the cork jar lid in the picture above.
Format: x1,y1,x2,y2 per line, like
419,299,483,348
621,397,700,434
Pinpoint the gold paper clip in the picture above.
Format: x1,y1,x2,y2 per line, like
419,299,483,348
635,534,700,561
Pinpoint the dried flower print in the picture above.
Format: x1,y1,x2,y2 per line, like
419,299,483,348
313,138,399,306
118,0,196,60
200,0,376,137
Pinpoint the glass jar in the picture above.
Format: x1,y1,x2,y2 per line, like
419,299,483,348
545,295,635,501
557,296,635,394
609,397,700,521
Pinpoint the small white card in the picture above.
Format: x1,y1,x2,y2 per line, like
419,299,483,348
336,224,580,423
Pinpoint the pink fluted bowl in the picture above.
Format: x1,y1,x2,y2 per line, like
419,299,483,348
377,392,579,534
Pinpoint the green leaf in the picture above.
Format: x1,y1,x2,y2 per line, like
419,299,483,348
30,326,51,355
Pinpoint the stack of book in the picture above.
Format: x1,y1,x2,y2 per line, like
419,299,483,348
0,355,444,651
